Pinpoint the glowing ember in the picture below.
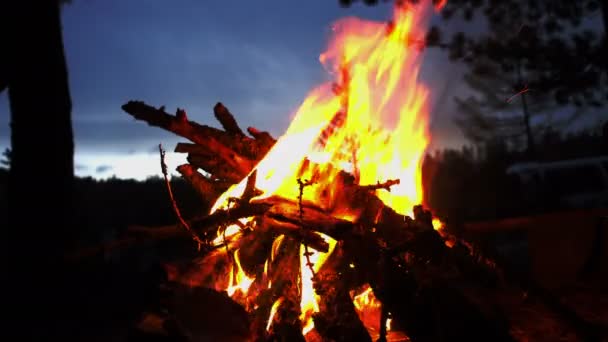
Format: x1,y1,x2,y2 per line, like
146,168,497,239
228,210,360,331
351,284,387,337
432,218,444,231
434,0,448,11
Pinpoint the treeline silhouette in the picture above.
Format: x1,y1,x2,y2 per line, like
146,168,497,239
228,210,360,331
0,170,207,245
0,128,605,241
424,127,607,223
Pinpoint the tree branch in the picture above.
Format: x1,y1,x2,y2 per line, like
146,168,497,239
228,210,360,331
122,100,269,160
176,163,227,202
214,102,245,136
160,144,205,249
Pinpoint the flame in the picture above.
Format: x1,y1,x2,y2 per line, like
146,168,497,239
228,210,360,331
432,218,443,231
299,234,337,335
352,285,380,311
208,1,438,337
270,234,285,261
434,0,447,11
211,3,433,218
266,297,284,332
226,249,255,297
351,284,391,337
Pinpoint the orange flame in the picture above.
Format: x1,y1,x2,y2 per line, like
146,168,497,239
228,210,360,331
266,297,284,332
226,249,255,297
211,3,433,218
299,234,337,335
209,1,438,337
351,284,392,337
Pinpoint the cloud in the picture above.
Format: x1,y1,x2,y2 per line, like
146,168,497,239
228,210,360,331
95,165,113,174
75,164,89,171
0,0,476,182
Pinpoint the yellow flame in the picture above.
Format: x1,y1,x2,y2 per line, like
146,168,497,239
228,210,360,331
226,249,255,297
352,285,381,311
266,297,284,332
351,284,396,337
270,234,286,262
432,218,443,231
211,218,252,247
208,1,437,334
211,4,433,219
299,233,337,335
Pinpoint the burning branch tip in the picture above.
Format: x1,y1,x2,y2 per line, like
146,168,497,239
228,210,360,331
297,177,315,188
242,170,262,202
296,177,318,278
359,178,401,192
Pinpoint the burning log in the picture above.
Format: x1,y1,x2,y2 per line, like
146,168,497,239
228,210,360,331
116,0,608,338
176,143,253,183
122,101,274,161
258,216,330,253
213,102,245,136
262,196,355,240
120,99,589,341
312,248,373,342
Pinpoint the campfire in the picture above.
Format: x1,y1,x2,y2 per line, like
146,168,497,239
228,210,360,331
119,2,598,341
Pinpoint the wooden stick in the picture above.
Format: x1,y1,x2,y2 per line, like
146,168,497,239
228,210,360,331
160,144,205,249
259,216,330,253
122,100,271,160
190,202,273,233
239,170,263,204
187,152,248,183
358,179,400,192
176,163,227,201
247,126,276,153
261,196,354,239
214,102,245,136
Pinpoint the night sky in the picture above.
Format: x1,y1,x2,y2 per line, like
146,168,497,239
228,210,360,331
0,0,529,180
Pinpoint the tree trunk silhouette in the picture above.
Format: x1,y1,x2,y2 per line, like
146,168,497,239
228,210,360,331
3,0,74,339
517,60,536,159
601,0,608,43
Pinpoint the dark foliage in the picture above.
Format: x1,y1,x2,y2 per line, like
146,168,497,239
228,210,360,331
424,128,607,222
72,176,208,242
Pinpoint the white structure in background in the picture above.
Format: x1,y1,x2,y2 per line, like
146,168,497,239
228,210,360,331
507,156,608,210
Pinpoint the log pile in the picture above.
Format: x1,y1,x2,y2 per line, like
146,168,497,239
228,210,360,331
122,101,605,342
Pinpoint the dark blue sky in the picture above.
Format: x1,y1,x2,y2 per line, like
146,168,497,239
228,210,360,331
0,0,509,179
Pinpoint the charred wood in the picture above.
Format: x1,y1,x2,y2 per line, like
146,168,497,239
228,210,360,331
176,163,228,201
187,152,248,183
190,202,273,233
313,249,372,342
122,100,273,160
213,102,245,136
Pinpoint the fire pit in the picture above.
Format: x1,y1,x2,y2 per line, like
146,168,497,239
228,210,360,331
121,2,602,341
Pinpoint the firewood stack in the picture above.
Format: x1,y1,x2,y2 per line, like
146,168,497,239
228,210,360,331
122,101,604,342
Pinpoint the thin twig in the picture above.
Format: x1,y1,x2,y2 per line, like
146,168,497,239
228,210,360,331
297,177,316,277
358,179,401,192
506,84,530,103
159,144,204,250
